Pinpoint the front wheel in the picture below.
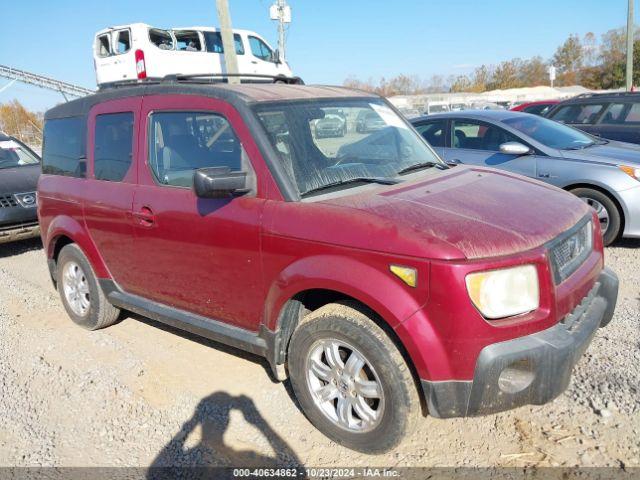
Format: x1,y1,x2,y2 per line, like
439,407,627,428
570,187,621,246
288,303,420,453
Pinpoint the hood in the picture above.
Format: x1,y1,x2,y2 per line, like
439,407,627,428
0,165,40,195
561,140,640,166
317,167,590,260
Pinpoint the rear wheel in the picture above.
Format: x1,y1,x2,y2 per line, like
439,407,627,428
57,244,120,330
288,303,420,453
570,187,621,246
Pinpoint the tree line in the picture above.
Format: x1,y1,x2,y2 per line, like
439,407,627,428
0,100,43,147
344,26,640,96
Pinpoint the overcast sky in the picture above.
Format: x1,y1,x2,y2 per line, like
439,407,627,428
0,0,631,111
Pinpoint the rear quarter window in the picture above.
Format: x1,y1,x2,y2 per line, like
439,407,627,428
42,117,86,178
549,104,604,124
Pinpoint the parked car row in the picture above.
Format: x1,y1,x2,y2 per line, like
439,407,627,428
412,109,640,245
31,79,619,453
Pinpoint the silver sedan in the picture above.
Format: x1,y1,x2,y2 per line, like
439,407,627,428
412,110,640,245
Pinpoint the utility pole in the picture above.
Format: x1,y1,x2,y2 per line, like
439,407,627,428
216,0,240,84
270,0,291,61
626,0,635,91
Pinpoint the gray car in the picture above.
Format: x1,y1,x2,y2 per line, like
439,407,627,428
411,111,640,245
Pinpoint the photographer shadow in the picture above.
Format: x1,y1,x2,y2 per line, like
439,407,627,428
147,391,302,479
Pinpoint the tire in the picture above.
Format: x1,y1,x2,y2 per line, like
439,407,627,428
570,187,621,246
56,244,120,330
288,302,420,453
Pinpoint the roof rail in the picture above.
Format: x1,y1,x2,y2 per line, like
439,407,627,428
573,91,640,99
98,73,304,90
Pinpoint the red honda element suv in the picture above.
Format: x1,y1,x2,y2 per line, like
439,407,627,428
38,80,618,453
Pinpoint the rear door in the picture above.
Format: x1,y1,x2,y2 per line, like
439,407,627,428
83,97,140,290
593,102,640,144
441,119,537,177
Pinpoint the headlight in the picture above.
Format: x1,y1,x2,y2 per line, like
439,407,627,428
465,265,539,319
619,165,640,181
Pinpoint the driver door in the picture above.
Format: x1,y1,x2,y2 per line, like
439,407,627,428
126,95,266,331
441,119,537,178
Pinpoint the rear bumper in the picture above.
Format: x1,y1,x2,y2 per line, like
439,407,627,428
0,222,40,244
421,267,619,418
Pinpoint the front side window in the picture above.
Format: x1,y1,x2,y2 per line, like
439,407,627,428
0,139,40,170
414,120,446,147
452,120,519,151
175,31,202,51
203,32,245,55
149,28,174,50
116,30,131,54
148,112,242,187
254,99,446,198
503,115,595,150
94,112,134,182
549,104,604,124
42,117,86,177
248,36,273,61
96,34,111,57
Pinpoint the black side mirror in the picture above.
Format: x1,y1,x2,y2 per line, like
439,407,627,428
193,167,249,199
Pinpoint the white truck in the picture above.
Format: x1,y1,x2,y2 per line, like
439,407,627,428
93,23,294,86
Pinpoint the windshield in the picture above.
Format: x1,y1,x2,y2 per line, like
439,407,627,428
0,140,40,169
502,115,596,150
254,99,445,197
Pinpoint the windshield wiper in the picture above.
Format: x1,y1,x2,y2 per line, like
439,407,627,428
301,177,400,198
564,141,597,150
396,161,448,175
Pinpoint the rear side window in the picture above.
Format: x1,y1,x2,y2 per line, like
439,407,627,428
203,32,245,55
94,113,134,182
175,31,202,51
42,117,86,177
414,120,446,147
149,29,174,50
549,104,604,124
600,102,640,124
96,34,111,57
148,112,242,187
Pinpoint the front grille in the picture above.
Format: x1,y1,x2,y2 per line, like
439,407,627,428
549,219,593,284
0,194,18,208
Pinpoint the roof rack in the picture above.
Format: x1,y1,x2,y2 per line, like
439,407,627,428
98,73,305,90
573,91,640,99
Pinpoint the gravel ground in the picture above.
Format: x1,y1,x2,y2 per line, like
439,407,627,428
0,238,638,470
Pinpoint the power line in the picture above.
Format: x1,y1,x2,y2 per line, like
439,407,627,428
0,64,94,101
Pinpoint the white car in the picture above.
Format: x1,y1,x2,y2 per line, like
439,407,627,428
93,23,294,86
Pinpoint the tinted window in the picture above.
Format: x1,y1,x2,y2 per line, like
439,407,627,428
42,117,85,177
116,30,131,54
148,112,242,187
94,113,134,182
503,115,595,150
249,36,273,61
414,120,446,147
523,104,552,116
175,31,202,51
549,104,604,124
601,102,640,124
452,120,519,151
203,32,245,55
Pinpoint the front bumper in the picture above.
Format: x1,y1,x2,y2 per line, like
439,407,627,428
0,221,40,244
421,267,619,418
